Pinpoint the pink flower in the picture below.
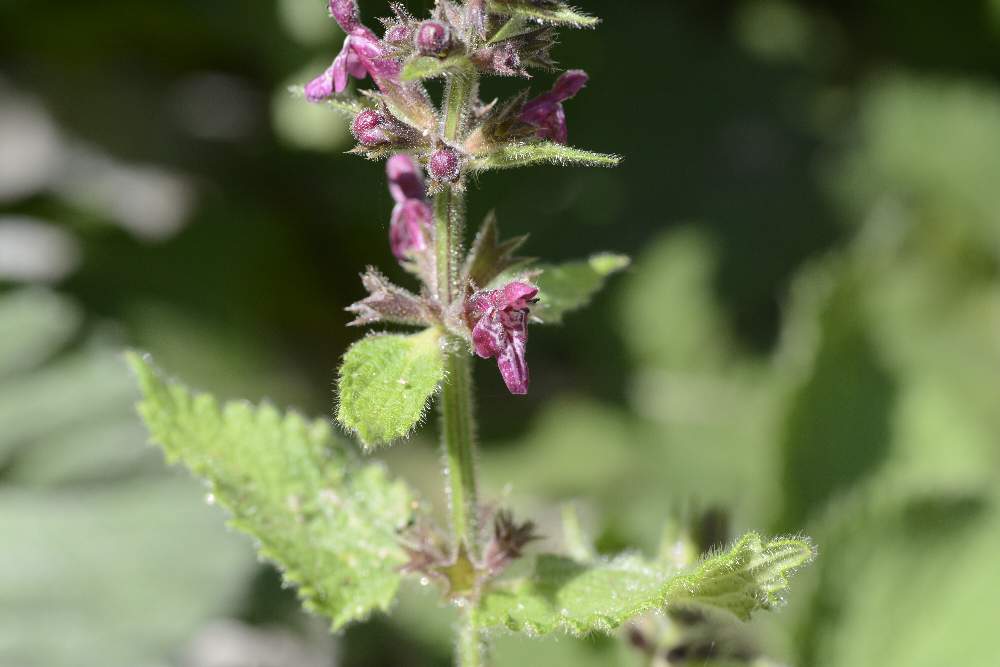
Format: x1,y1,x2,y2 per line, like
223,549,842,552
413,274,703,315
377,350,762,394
467,282,539,395
519,70,589,144
386,155,432,261
306,0,401,101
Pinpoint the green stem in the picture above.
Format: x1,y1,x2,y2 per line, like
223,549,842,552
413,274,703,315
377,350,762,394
441,349,478,552
443,71,476,142
436,65,484,667
457,607,485,667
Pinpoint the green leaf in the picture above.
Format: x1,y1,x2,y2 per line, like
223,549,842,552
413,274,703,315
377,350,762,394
127,352,415,631
471,142,621,171
461,211,531,289
402,55,474,81
478,533,815,635
487,0,600,28
487,16,536,44
530,253,630,324
336,328,445,448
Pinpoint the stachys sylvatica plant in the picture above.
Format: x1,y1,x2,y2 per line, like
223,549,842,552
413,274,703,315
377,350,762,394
128,1,815,665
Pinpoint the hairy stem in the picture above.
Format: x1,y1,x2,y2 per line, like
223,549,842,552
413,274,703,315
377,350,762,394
457,607,486,667
441,349,478,552
437,68,484,667
443,71,476,142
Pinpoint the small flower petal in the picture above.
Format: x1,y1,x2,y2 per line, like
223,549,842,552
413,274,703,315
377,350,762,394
390,199,432,260
387,154,426,203
467,281,538,395
328,0,361,32
520,70,589,144
305,66,335,102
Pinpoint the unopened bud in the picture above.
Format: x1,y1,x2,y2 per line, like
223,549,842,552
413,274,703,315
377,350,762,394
352,109,390,146
429,148,461,182
415,21,450,56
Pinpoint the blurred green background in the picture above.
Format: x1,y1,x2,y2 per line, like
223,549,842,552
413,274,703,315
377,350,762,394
2,0,1000,665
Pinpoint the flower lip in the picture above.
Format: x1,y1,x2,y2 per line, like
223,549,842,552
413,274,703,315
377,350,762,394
502,282,540,310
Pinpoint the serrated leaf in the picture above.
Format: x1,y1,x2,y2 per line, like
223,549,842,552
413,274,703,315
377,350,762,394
529,253,630,323
487,0,600,28
402,55,474,81
336,328,445,448
478,533,815,635
471,142,621,171
127,352,414,631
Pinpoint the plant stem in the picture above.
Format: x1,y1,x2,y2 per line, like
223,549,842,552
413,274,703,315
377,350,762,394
441,349,478,552
457,607,485,667
436,67,485,667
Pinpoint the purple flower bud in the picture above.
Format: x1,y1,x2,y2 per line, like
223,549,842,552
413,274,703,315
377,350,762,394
352,109,390,145
386,155,433,262
467,281,539,395
415,21,450,55
429,148,461,182
520,69,589,144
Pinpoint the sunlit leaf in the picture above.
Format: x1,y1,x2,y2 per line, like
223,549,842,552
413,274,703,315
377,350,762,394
337,328,445,448
487,0,600,28
471,142,621,171
128,352,415,630
478,533,815,635
530,253,630,324
402,55,474,81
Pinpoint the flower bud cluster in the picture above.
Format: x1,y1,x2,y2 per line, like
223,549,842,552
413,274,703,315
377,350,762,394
319,0,597,395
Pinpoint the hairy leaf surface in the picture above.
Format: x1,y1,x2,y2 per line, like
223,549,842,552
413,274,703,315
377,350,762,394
471,142,621,171
478,533,815,635
402,55,473,81
128,352,414,630
337,328,445,448
487,0,599,28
